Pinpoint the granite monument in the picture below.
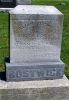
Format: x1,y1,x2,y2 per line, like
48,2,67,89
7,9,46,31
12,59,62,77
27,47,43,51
0,3,69,100
5,5,64,81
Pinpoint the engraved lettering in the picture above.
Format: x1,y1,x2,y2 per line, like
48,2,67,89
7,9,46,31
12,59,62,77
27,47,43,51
22,70,29,78
16,71,22,78
8,68,63,80
37,71,44,77
30,71,35,77
57,68,63,76
9,72,15,79
51,68,57,76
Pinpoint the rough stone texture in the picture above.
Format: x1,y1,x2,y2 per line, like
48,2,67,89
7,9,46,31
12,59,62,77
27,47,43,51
5,5,64,81
16,0,31,5
0,76,69,100
10,6,63,63
6,60,64,81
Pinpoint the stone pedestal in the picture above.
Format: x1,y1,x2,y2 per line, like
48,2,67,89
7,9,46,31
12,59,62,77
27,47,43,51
0,76,69,100
6,61,64,81
5,5,64,81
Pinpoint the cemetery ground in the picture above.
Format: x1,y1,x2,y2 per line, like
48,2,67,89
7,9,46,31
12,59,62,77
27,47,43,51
0,0,69,78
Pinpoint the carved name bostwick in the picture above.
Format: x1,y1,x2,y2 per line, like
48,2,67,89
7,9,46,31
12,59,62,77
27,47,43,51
7,67,63,81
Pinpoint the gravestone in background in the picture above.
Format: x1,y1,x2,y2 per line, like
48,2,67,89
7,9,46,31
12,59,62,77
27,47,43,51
17,0,31,5
0,0,31,8
5,5,64,81
0,0,16,8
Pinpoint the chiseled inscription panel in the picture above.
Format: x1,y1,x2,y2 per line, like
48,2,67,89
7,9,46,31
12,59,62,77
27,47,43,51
10,19,60,63
12,20,59,47
7,68,63,80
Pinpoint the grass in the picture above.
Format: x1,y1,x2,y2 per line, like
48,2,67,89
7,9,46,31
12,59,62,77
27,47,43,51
0,0,69,78
0,12,9,71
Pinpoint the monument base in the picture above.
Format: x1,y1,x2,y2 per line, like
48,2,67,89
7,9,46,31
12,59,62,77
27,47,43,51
5,60,64,81
0,75,69,100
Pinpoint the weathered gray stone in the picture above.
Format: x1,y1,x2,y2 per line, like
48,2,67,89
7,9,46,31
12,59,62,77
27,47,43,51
5,5,64,81
9,5,63,63
6,60,64,81
0,76,69,100
16,0,31,5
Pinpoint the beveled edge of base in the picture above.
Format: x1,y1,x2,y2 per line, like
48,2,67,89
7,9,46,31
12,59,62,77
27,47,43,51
0,75,69,89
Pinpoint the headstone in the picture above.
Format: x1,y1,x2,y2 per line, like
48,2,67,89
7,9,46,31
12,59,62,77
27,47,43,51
0,0,31,8
5,5,64,81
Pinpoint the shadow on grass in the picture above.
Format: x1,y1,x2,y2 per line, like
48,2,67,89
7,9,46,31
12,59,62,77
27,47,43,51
0,71,6,81
0,57,10,81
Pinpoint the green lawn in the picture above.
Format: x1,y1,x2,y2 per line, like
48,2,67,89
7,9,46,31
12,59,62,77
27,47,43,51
0,0,69,78
0,12,9,71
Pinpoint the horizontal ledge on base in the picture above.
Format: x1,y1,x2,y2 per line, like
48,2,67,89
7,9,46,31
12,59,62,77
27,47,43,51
0,8,13,12
0,75,69,89
0,76,69,100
